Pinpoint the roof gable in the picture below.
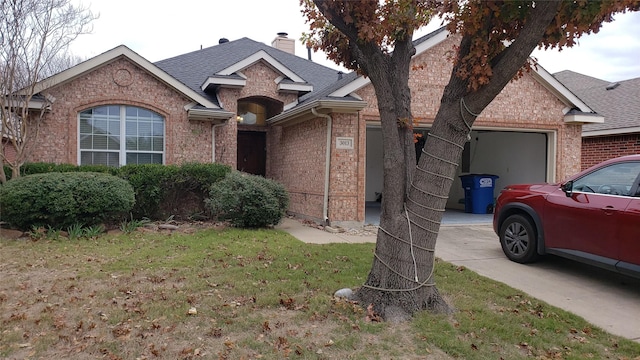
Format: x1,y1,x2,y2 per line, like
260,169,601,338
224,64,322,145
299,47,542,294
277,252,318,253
327,27,596,116
32,45,220,110
199,50,313,93
155,38,343,104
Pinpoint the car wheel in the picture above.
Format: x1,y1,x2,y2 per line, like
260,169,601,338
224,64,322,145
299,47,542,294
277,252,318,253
499,214,538,263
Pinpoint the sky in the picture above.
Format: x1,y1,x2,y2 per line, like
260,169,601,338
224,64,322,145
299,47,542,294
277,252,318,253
70,0,640,82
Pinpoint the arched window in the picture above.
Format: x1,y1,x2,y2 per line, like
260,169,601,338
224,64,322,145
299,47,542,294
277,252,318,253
237,101,266,125
79,105,164,166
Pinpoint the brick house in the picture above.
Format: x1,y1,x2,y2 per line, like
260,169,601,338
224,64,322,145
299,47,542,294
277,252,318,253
554,71,640,170
16,28,601,227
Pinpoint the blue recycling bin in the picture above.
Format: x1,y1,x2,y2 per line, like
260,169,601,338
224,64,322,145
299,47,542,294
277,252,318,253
459,174,499,214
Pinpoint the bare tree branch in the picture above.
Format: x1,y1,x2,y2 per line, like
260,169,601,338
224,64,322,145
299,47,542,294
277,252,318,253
0,0,96,182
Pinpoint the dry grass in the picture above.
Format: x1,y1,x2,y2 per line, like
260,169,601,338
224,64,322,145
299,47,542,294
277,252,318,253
1,225,638,360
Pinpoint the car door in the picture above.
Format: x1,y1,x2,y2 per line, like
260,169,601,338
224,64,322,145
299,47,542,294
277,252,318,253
616,175,640,269
543,162,639,260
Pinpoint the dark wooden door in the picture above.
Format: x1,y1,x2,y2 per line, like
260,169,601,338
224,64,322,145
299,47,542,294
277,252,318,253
237,131,266,176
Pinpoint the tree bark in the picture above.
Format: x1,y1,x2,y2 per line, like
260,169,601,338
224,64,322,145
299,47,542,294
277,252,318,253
355,0,562,320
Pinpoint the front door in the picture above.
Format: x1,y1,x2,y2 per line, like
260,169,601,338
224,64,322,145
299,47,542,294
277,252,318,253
237,131,266,176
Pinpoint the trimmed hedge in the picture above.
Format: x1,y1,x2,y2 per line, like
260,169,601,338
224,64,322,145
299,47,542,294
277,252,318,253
117,163,231,219
0,172,135,230
19,162,116,177
206,171,289,228
3,162,232,220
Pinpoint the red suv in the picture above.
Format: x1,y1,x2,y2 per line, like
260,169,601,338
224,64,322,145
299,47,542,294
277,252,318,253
493,155,640,279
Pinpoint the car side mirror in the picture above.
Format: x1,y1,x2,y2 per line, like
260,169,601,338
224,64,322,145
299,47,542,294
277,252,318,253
562,180,573,197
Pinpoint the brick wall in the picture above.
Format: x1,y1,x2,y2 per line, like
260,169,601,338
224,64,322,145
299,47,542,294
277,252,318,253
327,112,365,224
1,139,18,164
32,58,214,165
582,134,640,170
268,111,364,226
268,118,328,221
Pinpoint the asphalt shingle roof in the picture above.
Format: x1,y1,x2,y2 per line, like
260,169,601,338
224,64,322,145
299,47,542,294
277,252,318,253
554,70,640,133
154,38,345,109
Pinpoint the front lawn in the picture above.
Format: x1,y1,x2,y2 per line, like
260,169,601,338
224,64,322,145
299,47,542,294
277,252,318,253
1,227,638,359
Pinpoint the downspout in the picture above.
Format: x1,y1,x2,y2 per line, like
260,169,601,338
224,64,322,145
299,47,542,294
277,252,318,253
311,107,332,226
212,122,228,163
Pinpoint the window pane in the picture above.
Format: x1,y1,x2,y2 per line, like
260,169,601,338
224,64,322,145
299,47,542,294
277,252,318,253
137,153,152,164
138,108,153,119
152,122,163,136
107,153,119,167
574,162,640,195
138,137,152,151
85,151,119,166
138,121,152,136
126,121,137,136
126,153,136,164
80,135,91,149
107,136,120,150
126,136,137,150
80,151,92,165
93,135,108,150
107,105,119,116
108,120,120,135
152,137,163,151
93,107,108,116
126,107,137,117
126,153,154,165
80,119,92,134
94,119,108,133
92,152,107,165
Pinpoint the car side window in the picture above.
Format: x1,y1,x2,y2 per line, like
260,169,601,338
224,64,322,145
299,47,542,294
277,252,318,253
573,162,640,196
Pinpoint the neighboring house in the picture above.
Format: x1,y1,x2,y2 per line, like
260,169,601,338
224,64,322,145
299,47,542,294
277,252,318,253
15,28,601,227
554,70,640,170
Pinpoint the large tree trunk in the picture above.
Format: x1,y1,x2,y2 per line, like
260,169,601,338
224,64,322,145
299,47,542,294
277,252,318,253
354,37,456,320
354,92,466,321
355,0,562,320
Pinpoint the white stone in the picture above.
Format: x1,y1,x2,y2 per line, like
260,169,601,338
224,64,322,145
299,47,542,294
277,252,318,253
334,288,354,299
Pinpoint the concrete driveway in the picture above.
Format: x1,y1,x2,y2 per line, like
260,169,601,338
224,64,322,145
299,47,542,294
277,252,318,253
436,225,640,342
278,218,640,342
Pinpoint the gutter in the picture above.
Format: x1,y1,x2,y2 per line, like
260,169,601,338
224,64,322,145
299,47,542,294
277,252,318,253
311,107,332,226
268,99,365,126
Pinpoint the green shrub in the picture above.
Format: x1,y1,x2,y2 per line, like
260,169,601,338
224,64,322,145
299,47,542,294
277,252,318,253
19,162,114,177
0,172,135,230
20,162,62,176
117,163,230,220
159,163,231,219
5,162,230,221
116,164,177,219
206,172,289,228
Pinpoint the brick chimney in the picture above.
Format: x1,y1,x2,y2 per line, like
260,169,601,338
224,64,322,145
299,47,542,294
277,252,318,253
271,32,295,55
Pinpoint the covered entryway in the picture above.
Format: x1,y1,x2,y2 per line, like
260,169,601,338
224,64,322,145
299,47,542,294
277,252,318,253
365,126,554,224
237,130,266,176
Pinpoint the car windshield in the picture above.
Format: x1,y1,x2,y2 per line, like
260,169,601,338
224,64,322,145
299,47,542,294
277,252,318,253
572,162,640,196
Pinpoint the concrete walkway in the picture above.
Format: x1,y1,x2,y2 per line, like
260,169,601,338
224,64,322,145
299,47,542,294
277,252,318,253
276,218,640,342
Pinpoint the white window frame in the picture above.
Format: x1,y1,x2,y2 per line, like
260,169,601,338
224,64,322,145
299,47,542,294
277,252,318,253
78,105,165,166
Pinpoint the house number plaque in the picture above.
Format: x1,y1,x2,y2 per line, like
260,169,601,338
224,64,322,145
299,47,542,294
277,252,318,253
336,137,354,150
